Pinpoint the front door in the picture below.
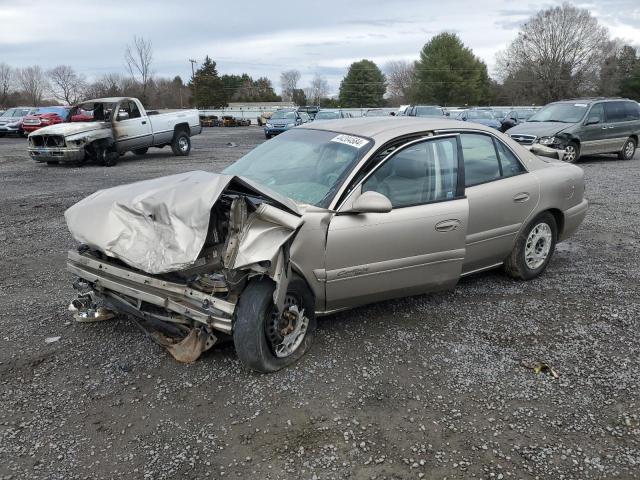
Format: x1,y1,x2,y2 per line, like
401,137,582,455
113,101,152,152
580,103,609,155
324,135,468,310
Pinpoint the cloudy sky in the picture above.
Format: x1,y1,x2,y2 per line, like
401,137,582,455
1,0,639,95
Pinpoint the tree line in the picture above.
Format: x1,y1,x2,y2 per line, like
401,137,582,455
1,4,638,110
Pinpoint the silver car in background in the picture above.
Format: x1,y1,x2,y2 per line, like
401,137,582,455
65,118,588,372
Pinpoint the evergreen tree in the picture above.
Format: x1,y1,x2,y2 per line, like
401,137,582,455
413,33,491,106
189,56,226,108
338,60,386,107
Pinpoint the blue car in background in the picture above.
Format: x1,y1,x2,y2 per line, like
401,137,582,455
264,110,311,138
456,109,501,129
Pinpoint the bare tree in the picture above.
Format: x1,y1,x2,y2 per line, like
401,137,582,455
307,73,329,105
385,60,414,104
0,63,14,107
124,36,153,102
280,70,301,102
496,4,613,103
16,66,48,106
48,65,86,105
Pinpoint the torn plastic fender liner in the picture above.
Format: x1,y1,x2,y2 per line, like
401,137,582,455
230,203,304,313
64,171,301,275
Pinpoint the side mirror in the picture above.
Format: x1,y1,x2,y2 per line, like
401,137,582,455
349,191,392,214
117,111,129,121
585,116,600,126
445,112,450,117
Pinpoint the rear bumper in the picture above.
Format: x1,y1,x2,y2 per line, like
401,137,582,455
560,199,588,241
28,146,84,162
67,250,235,334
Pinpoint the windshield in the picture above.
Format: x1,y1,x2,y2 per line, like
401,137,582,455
366,109,388,117
466,110,494,120
71,102,116,122
414,106,443,117
224,129,372,207
271,111,296,120
518,109,536,119
315,111,340,120
528,103,587,123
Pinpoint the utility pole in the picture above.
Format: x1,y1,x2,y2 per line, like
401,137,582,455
189,59,197,108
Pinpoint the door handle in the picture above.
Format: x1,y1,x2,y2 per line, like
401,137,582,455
142,120,147,125
435,219,460,232
513,192,530,203
601,126,608,130
608,126,615,129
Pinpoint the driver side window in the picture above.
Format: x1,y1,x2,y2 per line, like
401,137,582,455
363,137,459,208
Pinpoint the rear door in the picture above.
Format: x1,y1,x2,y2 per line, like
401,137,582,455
324,135,468,310
459,133,540,274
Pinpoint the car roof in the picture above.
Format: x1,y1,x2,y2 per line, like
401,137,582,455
298,117,497,142
82,97,130,103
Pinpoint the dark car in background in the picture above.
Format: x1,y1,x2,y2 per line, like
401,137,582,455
0,107,36,136
456,109,501,129
22,106,71,133
313,109,352,121
498,108,538,132
403,105,447,117
508,98,640,163
264,109,311,138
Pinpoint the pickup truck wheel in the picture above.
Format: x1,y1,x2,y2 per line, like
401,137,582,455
97,147,119,167
233,276,316,373
171,131,191,156
618,138,636,160
133,147,149,155
504,212,557,281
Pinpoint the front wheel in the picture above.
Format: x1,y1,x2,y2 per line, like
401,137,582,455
233,276,316,373
97,147,119,167
504,212,557,280
171,131,191,156
618,138,636,160
562,142,580,163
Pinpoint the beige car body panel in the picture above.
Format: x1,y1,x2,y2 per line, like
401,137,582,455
66,118,588,332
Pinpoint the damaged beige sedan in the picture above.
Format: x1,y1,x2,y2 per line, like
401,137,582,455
66,118,588,372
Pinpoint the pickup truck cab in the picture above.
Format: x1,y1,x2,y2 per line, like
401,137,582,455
28,97,202,166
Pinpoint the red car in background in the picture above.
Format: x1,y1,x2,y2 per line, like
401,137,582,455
22,106,71,133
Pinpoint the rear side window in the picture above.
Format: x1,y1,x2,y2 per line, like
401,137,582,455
494,139,525,178
604,102,629,122
460,134,501,186
461,133,525,186
623,102,640,121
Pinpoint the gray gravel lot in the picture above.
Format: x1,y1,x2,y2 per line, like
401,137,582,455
0,127,639,479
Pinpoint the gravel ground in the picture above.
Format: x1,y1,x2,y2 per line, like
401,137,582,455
0,127,639,480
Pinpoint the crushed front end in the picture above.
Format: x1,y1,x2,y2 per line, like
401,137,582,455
65,171,303,362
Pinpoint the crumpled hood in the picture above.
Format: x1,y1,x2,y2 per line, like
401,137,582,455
30,121,108,137
64,171,302,274
509,121,574,138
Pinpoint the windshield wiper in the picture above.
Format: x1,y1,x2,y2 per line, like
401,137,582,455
545,119,572,123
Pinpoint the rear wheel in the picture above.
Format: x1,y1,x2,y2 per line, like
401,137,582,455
171,131,191,156
562,142,580,163
233,276,316,373
618,138,636,160
133,147,149,155
504,212,557,280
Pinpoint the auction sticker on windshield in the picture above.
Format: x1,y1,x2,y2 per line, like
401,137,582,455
331,134,369,149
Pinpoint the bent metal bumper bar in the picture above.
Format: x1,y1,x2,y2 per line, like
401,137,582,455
66,250,235,334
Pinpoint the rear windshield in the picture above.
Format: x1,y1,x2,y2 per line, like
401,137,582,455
315,111,341,120
414,106,443,116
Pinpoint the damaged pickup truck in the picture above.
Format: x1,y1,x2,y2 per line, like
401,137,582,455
66,118,588,372
28,97,201,166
